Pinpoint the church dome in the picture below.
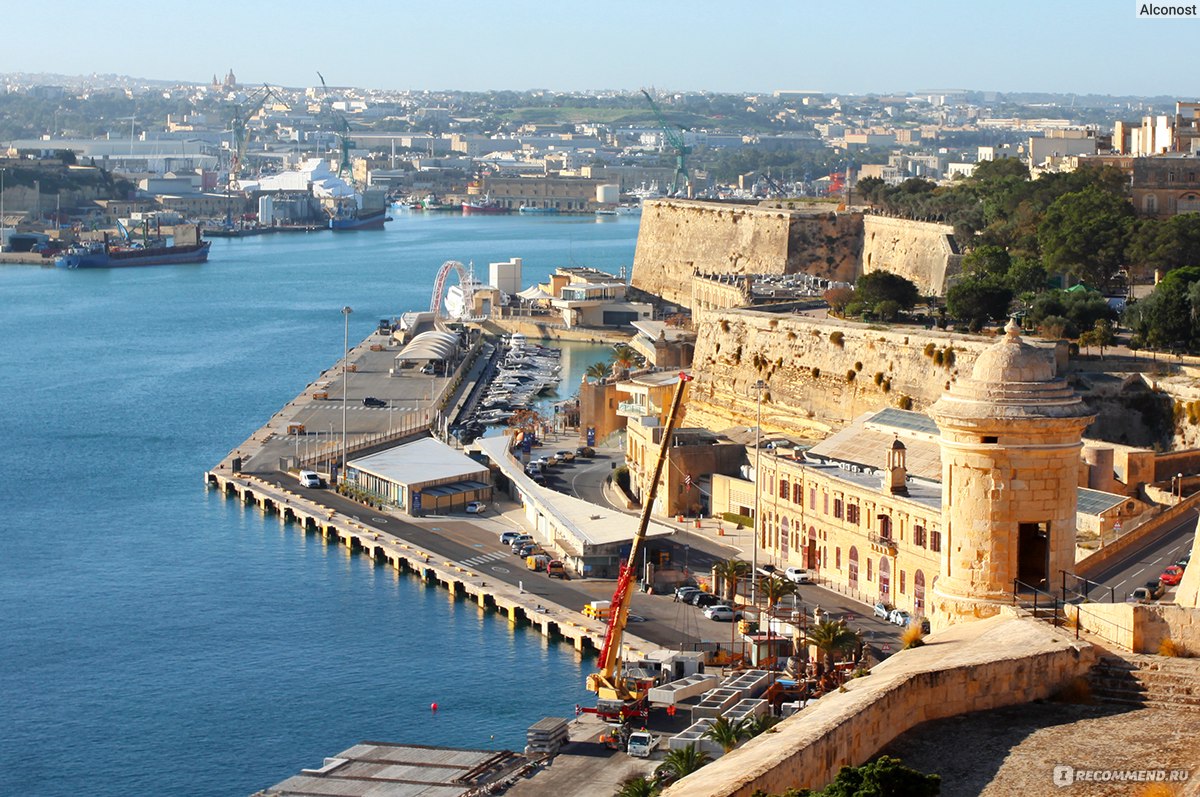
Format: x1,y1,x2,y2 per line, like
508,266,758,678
970,319,1056,384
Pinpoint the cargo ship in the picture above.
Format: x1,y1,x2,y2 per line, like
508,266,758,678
329,189,389,230
55,225,210,269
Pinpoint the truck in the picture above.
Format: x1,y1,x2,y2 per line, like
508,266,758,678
626,730,659,758
546,559,567,579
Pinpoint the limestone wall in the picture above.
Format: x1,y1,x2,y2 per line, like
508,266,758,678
685,308,1006,436
861,215,964,296
631,200,862,308
661,615,1095,797
1063,601,1200,654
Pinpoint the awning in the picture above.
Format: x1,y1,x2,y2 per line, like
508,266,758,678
517,286,554,301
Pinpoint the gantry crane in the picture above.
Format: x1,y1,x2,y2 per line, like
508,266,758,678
228,84,280,182
317,72,354,178
585,372,693,722
640,89,691,197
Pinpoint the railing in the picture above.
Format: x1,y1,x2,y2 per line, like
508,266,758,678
867,533,897,554
1059,570,1116,604
1012,579,1065,628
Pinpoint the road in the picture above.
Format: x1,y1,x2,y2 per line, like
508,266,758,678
1085,508,1196,601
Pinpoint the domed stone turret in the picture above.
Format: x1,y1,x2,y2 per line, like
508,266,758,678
927,320,1095,629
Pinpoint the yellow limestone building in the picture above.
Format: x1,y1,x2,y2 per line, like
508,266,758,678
746,321,1095,629
928,319,1094,628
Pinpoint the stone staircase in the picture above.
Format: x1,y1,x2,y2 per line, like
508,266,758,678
1088,652,1200,712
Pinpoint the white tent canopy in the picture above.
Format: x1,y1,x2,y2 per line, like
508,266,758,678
517,285,554,301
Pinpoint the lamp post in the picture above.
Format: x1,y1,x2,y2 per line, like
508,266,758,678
341,306,353,485
752,378,767,608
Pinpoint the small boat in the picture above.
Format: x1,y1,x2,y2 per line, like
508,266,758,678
519,206,559,215
462,195,511,215
595,208,618,217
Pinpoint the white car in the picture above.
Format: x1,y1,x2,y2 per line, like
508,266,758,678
704,605,743,622
465,501,486,514
784,567,814,584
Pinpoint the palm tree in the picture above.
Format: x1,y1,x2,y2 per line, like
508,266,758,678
711,559,750,602
611,343,644,371
805,619,861,666
615,776,660,797
585,361,610,382
746,713,782,737
655,744,711,784
702,715,750,754
760,575,797,609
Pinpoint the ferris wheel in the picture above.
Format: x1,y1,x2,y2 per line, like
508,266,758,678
429,260,483,322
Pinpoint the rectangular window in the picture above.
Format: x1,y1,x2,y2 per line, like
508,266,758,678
930,530,942,553
763,473,773,497
914,525,926,547
779,478,788,498
900,570,906,594
810,486,817,506
847,504,859,525
833,498,844,519
793,483,803,505
836,547,842,569
823,493,829,515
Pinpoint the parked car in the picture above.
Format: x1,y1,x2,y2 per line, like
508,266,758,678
556,450,576,462
1160,565,1185,586
693,592,724,609
532,457,552,469
576,446,596,458
465,501,486,514
784,567,814,584
686,590,714,606
674,585,700,602
362,396,387,408
545,454,561,466
704,605,743,622
873,601,892,619
508,535,534,551
500,531,526,545
1179,551,1191,569
546,560,567,579
888,609,912,627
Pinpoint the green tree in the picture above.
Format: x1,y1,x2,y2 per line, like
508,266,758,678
945,275,1013,329
614,776,660,797
961,244,1012,278
806,619,861,665
1006,255,1049,295
816,756,941,797
760,575,798,609
654,744,712,784
702,715,751,754
712,559,751,602
611,343,644,372
1126,214,1200,281
854,271,920,312
1038,184,1133,290
824,286,854,315
746,713,782,737
585,361,610,381
1124,266,1200,351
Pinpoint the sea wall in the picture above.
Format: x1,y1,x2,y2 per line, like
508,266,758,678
684,308,1006,436
631,199,862,309
860,215,964,296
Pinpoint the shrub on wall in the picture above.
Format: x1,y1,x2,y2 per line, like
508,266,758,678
829,331,845,347
898,395,914,410
846,370,856,382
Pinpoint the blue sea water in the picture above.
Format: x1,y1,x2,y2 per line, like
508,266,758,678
0,211,639,797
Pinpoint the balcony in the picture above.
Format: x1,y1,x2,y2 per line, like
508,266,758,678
868,532,898,554
617,400,660,418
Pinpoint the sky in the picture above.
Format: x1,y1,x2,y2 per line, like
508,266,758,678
1,0,1195,97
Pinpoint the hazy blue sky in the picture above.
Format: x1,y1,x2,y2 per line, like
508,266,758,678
1,0,1193,96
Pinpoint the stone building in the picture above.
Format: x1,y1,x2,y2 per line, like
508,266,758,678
707,324,1133,628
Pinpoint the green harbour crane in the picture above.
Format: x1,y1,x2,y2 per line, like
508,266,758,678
228,84,280,183
318,72,355,178
640,89,691,196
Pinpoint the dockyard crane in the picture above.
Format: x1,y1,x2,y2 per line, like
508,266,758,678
585,372,693,722
317,72,355,178
228,84,280,183
640,89,691,197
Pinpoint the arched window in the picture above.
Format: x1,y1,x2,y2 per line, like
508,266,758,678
879,557,891,600
781,517,790,558
915,570,926,613
848,546,859,589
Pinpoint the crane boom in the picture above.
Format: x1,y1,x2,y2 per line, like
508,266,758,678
586,372,693,716
640,89,691,196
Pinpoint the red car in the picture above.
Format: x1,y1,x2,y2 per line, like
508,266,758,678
1160,565,1185,586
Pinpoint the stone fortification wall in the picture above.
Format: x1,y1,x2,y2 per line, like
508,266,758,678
685,308,1005,437
631,200,862,309
661,615,1095,797
860,214,964,296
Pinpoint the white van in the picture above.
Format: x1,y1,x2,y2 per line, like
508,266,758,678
298,470,323,488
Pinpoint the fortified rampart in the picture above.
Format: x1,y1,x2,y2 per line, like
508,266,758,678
631,200,862,308
685,308,1017,437
631,201,964,310
861,214,964,295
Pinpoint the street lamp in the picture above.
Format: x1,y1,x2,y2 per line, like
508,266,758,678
752,378,767,607
341,306,353,486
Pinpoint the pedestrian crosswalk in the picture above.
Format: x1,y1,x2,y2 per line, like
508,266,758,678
461,550,512,567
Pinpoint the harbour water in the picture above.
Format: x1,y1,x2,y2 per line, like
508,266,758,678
0,211,639,797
